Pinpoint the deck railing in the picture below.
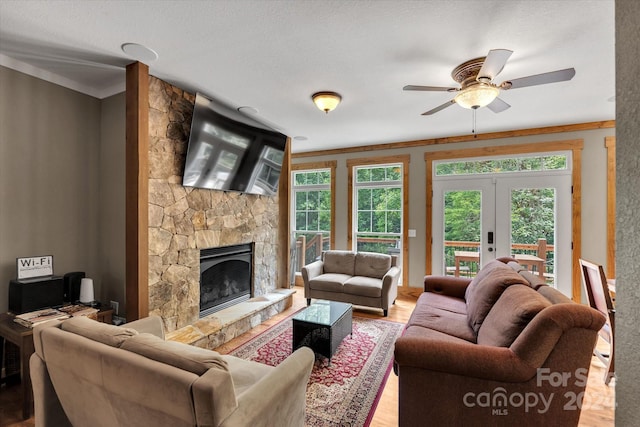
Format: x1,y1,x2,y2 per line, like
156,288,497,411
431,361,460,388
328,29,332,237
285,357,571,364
444,238,555,278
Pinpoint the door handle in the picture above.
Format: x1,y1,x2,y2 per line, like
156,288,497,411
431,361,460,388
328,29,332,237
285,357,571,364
487,231,494,244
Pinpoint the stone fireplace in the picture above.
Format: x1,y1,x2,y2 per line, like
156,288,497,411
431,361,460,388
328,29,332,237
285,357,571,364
147,76,285,334
199,243,253,317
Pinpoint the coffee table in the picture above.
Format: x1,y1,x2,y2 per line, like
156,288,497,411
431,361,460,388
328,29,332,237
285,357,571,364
292,300,352,364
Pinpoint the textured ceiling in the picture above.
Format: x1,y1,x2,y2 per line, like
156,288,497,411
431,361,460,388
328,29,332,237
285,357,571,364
0,1,615,153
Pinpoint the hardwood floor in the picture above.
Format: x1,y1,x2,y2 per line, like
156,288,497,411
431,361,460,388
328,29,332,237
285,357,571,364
0,286,614,426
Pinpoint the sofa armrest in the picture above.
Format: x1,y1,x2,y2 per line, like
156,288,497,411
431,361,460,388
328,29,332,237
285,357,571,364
382,266,401,303
394,335,536,383
301,260,324,295
126,316,165,339
30,353,73,427
423,275,472,299
220,347,314,427
383,266,401,285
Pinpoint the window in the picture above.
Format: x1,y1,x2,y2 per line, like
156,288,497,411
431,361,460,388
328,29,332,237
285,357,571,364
354,165,402,252
291,162,336,272
435,154,568,176
347,156,409,285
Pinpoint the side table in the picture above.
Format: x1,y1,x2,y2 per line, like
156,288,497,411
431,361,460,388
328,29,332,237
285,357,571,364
0,304,115,420
96,306,114,324
0,312,35,420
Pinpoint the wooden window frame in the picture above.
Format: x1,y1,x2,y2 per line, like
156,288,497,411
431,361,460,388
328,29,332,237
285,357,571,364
346,155,410,287
291,161,337,250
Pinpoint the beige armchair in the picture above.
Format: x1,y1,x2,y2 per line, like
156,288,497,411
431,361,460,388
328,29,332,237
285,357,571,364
302,250,400,316
30,316,314,427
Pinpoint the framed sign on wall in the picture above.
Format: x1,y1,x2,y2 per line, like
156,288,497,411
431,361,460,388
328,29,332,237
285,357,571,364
16,255,54,280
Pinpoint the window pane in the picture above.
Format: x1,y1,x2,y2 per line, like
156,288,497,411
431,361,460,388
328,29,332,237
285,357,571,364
372,188,385,209
436,155,569,176
319,211,331,230
296,212,307,230
444,190,481,242
387,188,402,210
356,168,371,182
295,192,307,210
373,211,386,233
358,211,372,232
308,191,318,208
543,155,567,170
319,190,331,209
319,170,331,184
358,188,372,210
388,166,402,181
308,211,319,230
388,211,401,233
371,167,386,182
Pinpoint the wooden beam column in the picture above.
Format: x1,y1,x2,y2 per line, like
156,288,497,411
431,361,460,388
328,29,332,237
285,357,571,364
278,138,292,289
125,62,149,321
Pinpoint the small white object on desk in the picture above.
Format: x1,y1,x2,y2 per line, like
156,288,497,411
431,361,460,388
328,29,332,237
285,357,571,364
79,278,94,304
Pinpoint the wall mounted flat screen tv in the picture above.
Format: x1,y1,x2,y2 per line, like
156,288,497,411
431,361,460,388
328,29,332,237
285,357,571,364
182,93,287,196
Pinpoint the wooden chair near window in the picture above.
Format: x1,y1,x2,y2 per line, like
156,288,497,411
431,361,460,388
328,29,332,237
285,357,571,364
579,258,615,385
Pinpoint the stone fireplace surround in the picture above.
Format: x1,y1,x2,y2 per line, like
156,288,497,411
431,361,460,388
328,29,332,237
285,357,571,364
147,77,292,349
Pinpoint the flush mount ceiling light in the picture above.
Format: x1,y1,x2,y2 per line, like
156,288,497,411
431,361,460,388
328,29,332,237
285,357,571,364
454,83,500,109
312,92,342,113
121,43,158,62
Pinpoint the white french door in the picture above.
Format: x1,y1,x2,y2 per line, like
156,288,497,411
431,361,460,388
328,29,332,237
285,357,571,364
432,169,572,297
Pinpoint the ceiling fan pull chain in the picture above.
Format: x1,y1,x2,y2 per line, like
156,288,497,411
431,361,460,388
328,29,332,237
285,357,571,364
472,107,477,137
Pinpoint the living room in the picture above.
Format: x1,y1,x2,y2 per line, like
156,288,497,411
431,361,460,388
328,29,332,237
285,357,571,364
1,1,638,426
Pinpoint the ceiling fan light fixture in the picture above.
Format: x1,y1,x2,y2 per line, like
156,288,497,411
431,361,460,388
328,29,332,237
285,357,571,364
454,84,499,109
312,92,342,113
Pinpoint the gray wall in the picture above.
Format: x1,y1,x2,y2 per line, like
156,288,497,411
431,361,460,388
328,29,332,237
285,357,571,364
0,66,126,313
293,127,613,289
615,0,640,423
98,92,126,315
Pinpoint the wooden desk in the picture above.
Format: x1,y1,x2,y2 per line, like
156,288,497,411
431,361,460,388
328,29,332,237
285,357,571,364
454,251,479,277
0,313,35,419
514,254,545,278
0,305,114,420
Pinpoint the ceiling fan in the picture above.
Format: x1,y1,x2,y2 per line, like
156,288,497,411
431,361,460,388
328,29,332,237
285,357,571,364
403,49,576,116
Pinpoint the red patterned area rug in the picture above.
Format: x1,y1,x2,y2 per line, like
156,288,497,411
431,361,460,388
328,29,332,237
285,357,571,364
227,313,404,427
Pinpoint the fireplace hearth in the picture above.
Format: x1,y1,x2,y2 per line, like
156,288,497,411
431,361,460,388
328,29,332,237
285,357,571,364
199,243,253,317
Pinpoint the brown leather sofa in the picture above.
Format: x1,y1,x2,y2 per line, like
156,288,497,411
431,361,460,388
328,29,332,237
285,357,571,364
393,257,605,427
30,316,314,427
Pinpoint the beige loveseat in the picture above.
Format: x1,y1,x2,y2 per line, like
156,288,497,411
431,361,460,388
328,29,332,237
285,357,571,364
30,316,314,427
394,257,605,427
302,250,401,316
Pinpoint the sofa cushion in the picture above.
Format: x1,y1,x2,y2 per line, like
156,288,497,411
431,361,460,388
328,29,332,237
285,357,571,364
354,252,392,279
343,276,383,297
60,315,138,347
323,250,356,275
308,273,352,292
121,333,229,375
477,285,551,347
401,324,473,346
407,293,476,342
466,263,529,334
416,291,467,315
464,259,508,302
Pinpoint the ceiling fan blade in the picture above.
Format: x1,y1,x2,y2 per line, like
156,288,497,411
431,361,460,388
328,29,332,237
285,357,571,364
404,85,457,92
486,97,511,113
421,99,456,115
477,49,513,82
502,68,576,89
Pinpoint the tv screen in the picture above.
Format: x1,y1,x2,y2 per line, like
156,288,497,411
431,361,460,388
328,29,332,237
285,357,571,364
182,93,287,196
